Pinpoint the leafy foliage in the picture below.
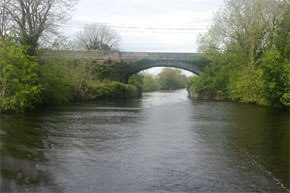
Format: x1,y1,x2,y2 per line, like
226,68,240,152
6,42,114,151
88,81,137,99
94,59,126,82
38,55,71,105
187,0,289,107
0,40,42,112
190,55,209,70
38,53,139,105
158,68,187,90
128,73,143,96
142,73,161,92
258,50,287,106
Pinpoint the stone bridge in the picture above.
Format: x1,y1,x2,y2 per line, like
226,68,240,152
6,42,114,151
56,51,208,81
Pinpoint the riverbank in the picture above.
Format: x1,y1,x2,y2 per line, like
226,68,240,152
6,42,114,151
187,81,289,107
0,42,142,113
187,87,222,101
1,81,141,113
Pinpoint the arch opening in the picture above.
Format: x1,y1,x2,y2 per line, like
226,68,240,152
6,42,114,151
128,67,196,92
124,58,202,78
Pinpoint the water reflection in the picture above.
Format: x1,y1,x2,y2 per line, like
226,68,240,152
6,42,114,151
226,103,289,189
0,113,51,192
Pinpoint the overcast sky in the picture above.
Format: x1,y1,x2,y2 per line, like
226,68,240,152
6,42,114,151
63,0,224,75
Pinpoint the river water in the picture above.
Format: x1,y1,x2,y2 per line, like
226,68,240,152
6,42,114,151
0,89,289,193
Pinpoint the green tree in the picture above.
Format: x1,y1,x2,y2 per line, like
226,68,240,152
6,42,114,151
38,56,71,105
258,50,286,106
142,73,160,92
158,68,187,90
187,0,289,106
94,59,125,82
260,11,290,106
0,40,41,112
128,74,143,88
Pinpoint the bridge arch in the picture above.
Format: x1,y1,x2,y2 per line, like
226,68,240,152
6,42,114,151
125,58,202,78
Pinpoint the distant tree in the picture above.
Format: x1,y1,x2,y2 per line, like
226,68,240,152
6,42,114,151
158,68,187,90
1,0,77,55
75,24,120,51
50,35,74,50
142,73,160,92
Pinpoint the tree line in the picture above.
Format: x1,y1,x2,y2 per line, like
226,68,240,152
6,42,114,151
141,68,189,92
187,0,289,107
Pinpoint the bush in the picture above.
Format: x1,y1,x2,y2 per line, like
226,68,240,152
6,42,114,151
66,59,94,102
187,65,220,99
39,58,71,105
88,81,137,99
0,40,42,112
258,50,287,106
94,59,125,82
128,74,143,89
142,73,160,92
38,53,98,103
158,68,187,90
227,68,264,104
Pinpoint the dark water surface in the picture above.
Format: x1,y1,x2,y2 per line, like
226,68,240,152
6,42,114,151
1,89,289,193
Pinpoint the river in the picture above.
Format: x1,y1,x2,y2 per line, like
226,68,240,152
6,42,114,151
0,89,289,193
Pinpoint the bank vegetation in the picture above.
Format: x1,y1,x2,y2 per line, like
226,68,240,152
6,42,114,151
187,0,289,107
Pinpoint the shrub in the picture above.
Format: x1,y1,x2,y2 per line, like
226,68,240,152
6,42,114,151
39,59,71,105
88,81,137,99
0,40,42,112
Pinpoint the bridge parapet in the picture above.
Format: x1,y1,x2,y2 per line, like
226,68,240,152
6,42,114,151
55,50,199,60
